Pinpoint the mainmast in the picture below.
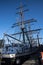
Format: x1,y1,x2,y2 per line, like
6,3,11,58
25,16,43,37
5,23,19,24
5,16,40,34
11,3,40,48
16,3,29,44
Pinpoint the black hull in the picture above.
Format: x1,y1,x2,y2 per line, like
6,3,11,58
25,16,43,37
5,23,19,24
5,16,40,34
1,54,30,65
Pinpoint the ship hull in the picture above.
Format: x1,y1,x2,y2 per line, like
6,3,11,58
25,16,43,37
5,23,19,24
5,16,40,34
1,53,30,65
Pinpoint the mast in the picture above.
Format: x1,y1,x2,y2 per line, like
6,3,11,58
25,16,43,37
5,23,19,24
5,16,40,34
16,3,29,44
11,3,38,48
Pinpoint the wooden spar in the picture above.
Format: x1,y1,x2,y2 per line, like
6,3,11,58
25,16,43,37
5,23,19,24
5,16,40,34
11,28,42,35
4,33,22,43
11,19,37,28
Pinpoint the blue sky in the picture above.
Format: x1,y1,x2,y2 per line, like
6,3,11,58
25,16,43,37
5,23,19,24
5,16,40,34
0,0,43,40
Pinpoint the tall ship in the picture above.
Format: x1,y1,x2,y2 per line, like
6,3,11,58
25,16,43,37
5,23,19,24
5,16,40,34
1,3,43,65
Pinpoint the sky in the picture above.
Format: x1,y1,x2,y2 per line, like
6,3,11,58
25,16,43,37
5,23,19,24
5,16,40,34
0,0,43,41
